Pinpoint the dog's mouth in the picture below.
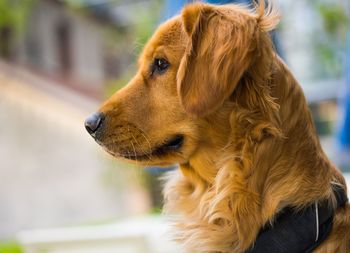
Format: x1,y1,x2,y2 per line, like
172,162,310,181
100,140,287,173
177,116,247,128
119,134,184,160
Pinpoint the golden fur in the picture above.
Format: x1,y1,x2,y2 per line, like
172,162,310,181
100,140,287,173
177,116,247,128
92,1,350,252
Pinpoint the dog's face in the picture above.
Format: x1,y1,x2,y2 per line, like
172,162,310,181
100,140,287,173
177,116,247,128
87,18,198,167
85,3,278,167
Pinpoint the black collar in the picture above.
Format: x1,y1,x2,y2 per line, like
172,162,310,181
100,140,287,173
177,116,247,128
246,184,348,253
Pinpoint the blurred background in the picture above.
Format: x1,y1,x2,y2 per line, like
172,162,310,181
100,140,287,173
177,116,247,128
0,0,349,252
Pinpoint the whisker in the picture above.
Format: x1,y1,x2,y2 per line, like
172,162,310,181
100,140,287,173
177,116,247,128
128,125,139,166
139,130,153,160
131,133,152,167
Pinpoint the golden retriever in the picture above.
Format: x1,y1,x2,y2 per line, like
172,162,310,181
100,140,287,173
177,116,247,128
85,1,350,252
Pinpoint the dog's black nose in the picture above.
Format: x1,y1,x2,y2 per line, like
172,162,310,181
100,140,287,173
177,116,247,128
85,112,104,135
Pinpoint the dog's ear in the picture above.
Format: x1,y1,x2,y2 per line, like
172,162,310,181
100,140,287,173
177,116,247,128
177,3,258,117
177,3,256,116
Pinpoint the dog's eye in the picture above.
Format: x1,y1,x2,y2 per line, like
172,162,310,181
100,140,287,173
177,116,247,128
151,58,169,75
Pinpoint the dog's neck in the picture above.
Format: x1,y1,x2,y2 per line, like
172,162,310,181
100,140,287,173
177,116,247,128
187,104,234,184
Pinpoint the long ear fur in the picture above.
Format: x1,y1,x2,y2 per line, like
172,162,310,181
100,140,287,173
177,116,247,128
255,0,280,32
177,2,280,117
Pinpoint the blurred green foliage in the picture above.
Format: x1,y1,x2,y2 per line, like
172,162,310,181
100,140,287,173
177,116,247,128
0,0,35,33
132,2,163,54
317,4,348,36
310,0,349,78
0,0,35,58
104,0,163,96
0,241,22,253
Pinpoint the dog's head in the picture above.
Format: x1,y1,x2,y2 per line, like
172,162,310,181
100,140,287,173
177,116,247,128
85,2,279,167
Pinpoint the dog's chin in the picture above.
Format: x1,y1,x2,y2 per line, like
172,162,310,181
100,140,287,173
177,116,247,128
101,135,186,166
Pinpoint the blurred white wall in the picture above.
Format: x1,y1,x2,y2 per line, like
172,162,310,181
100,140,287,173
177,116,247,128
17,0,107,88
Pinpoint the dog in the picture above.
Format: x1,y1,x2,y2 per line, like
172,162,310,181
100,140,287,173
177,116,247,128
85,1,350,252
